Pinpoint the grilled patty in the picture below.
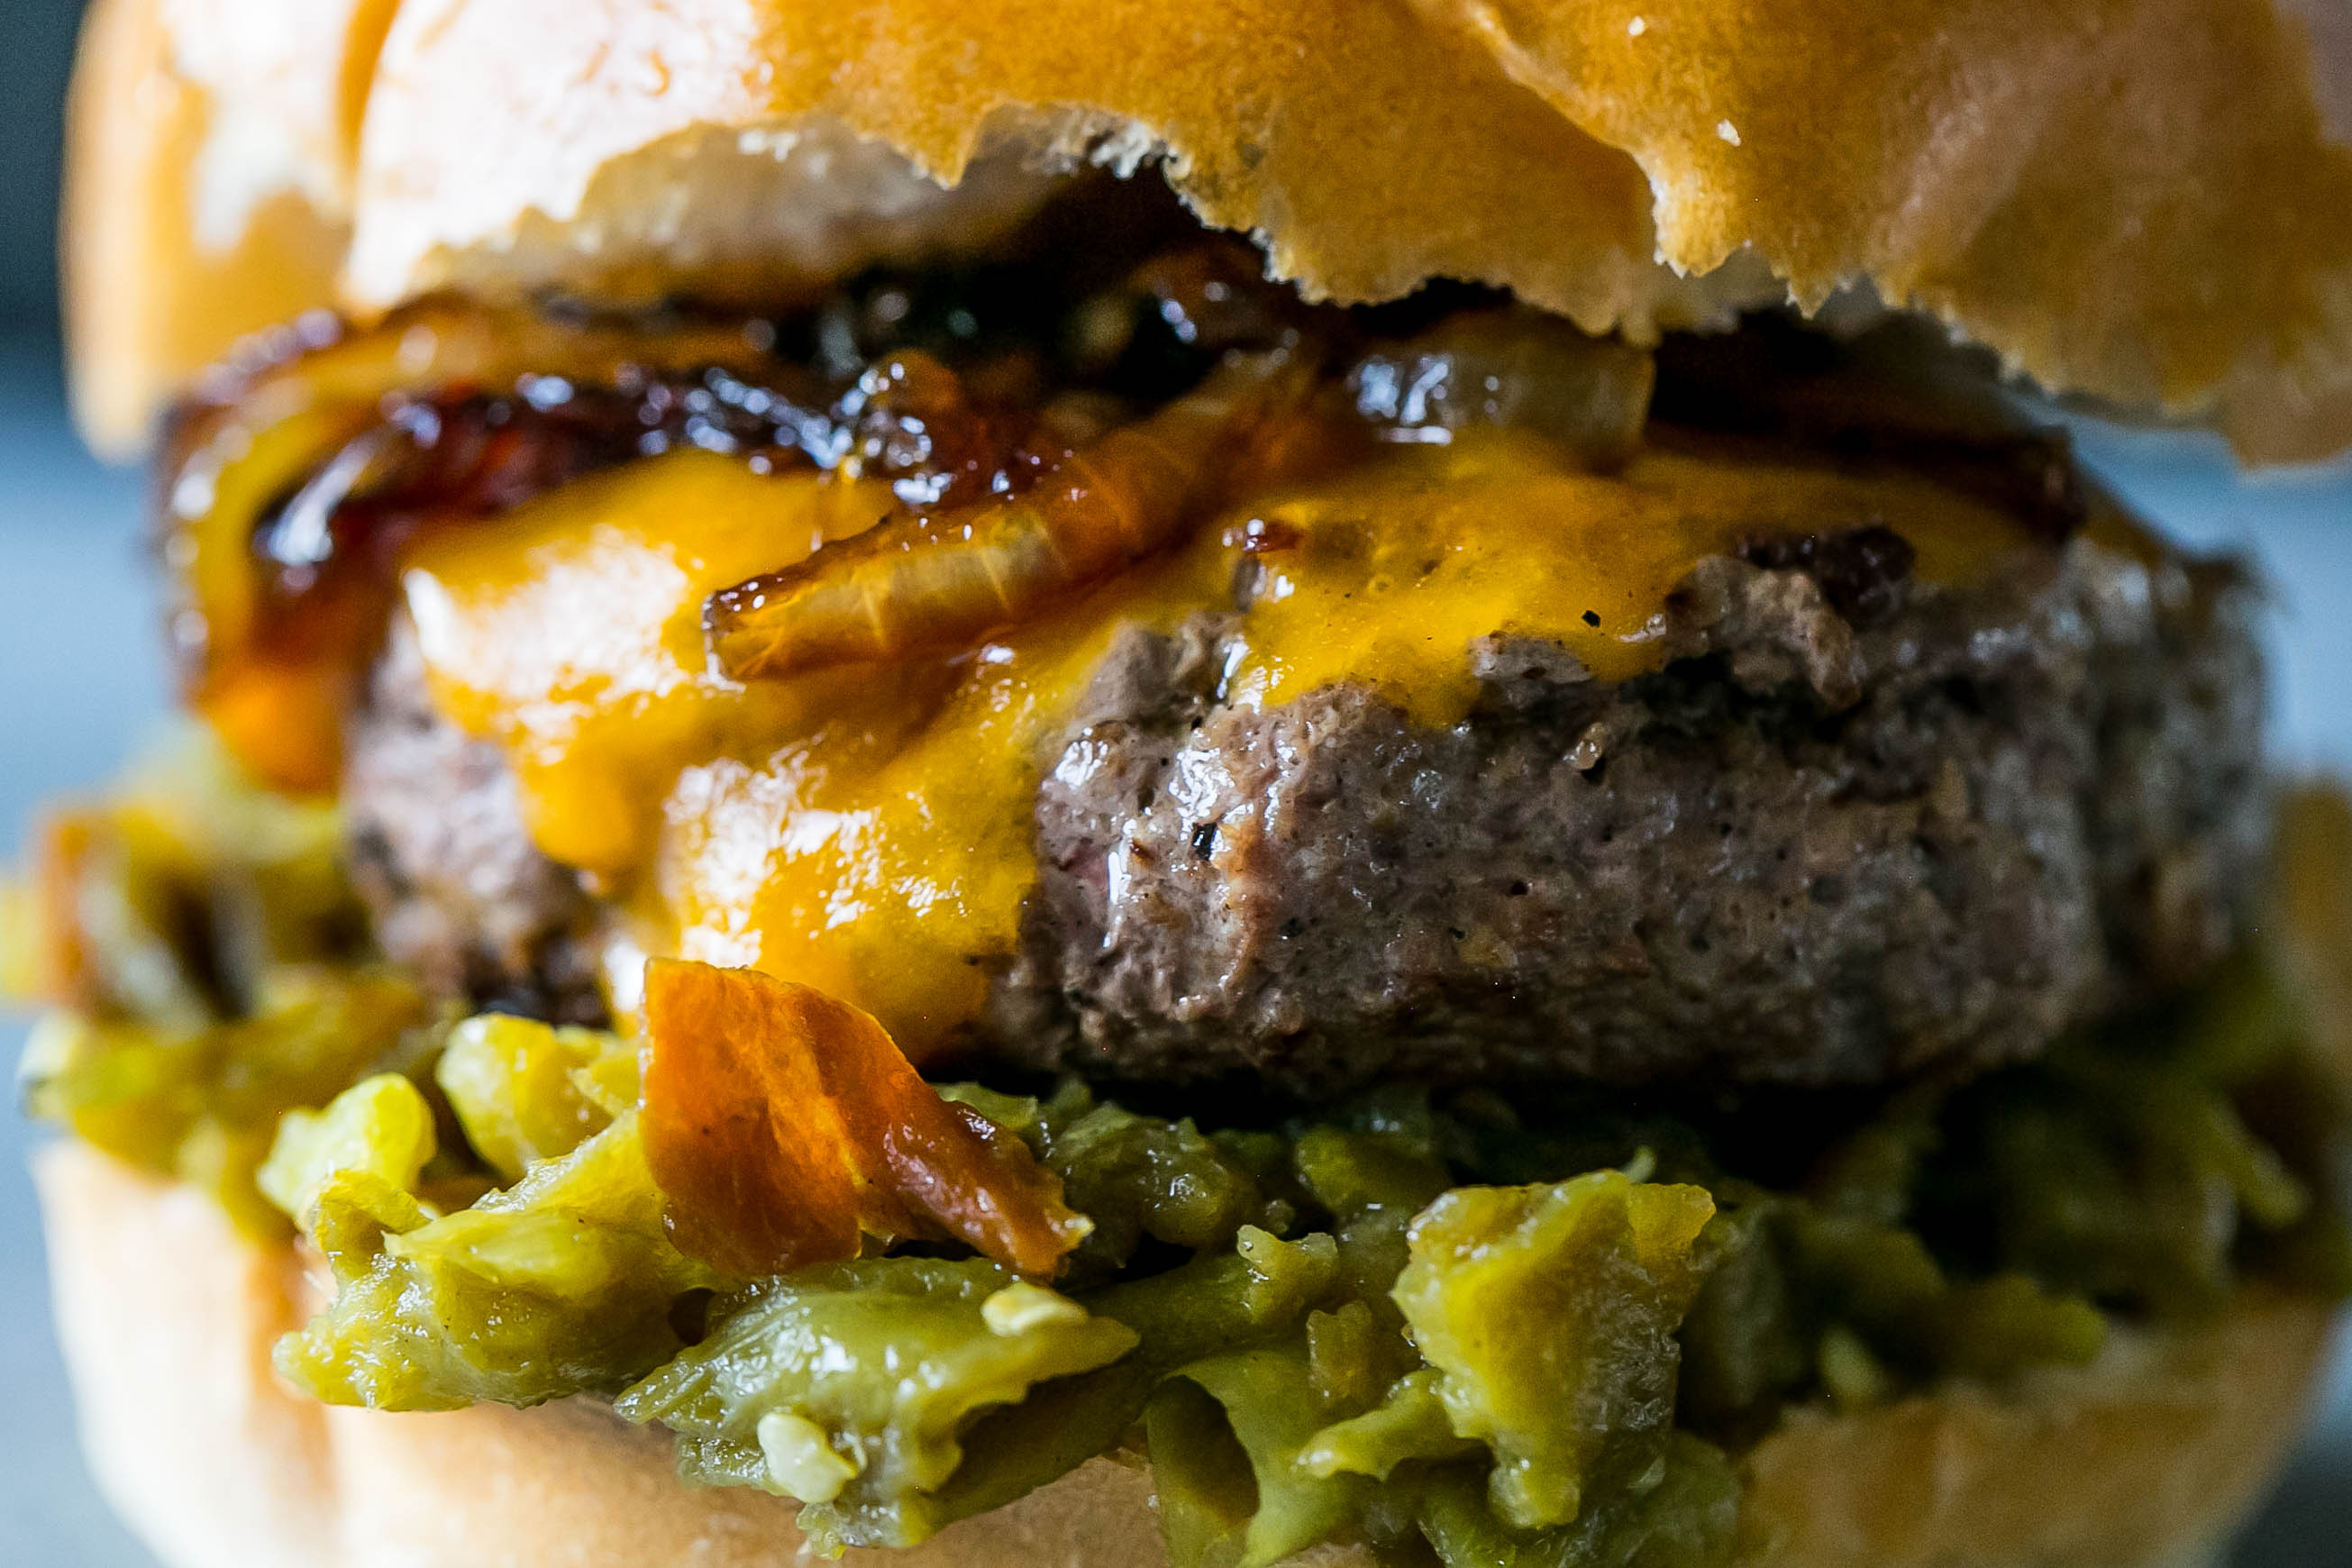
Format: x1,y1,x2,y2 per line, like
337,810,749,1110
342,625,608,1027
344,520,2263,1093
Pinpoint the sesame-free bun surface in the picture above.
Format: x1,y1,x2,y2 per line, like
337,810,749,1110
34,1139,2338,1568
64,0,2352,464
60,0,377,459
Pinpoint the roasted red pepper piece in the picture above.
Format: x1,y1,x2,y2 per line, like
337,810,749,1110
641,959,1088,1278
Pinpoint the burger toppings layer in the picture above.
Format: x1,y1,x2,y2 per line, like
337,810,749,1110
15,761,2349,1563
156,227,2257,1090
13,202,2350,1568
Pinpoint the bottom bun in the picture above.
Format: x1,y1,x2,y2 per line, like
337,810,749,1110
34,1141,2340,1568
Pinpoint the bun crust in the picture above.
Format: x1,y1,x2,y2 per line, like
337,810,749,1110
66,0,2352,463
61,0,368,459
1417,0,2352,464
36,1141,2338,1568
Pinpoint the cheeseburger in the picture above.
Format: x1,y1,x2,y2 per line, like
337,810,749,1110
14,2,2352,1565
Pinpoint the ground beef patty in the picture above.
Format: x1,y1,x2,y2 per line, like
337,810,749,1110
991,531,2265,1091
341,528,2263,1091
343,624,608,1026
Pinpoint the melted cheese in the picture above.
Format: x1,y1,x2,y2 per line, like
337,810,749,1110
402,428,2051,1054
1225,435,2031,726
401,453,901,875
658,576,1180,1056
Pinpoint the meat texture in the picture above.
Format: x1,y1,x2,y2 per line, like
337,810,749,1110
342,624,608,1025
992,534,2265,1091
340,532,2265,1091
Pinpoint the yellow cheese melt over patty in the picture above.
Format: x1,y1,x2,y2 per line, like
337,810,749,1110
400,429,2041,1054
401,453,902,876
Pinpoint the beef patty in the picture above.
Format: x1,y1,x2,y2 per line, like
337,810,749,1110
342,625,608,1026
342,531,2264,1091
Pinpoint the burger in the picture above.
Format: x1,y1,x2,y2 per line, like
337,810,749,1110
14,1,2352,1565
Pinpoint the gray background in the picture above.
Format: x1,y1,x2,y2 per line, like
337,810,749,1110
0,1,2346,1561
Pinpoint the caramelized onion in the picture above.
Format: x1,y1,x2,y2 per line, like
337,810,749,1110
705,353,1357,679
162,304,795,791
1345,309,1654,469
1649,319,2091,543
640,959,1089,1279
163,301,1104,792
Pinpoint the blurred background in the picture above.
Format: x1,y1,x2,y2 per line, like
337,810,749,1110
0,2,2347,1563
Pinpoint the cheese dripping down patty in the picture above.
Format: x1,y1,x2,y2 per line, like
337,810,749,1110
159,284,2128,1054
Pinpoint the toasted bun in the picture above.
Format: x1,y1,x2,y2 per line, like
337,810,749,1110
61,0,376,460
64,0,2352,464
35,1139,2338,1568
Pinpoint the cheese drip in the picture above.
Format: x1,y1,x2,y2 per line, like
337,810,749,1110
401,428,2044,1053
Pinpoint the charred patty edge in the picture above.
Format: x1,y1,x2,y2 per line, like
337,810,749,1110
339,528,2265,1094
989,531,2265,1092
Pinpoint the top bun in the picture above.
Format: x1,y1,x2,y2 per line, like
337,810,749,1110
68,0,2352,464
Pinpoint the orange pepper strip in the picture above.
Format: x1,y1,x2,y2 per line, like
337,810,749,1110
641,959,1089,1279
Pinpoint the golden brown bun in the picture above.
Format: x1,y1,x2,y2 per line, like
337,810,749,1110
61,0,379,460
64,0,2352,464
1415,0,2352,464
34,1140,2338,1568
